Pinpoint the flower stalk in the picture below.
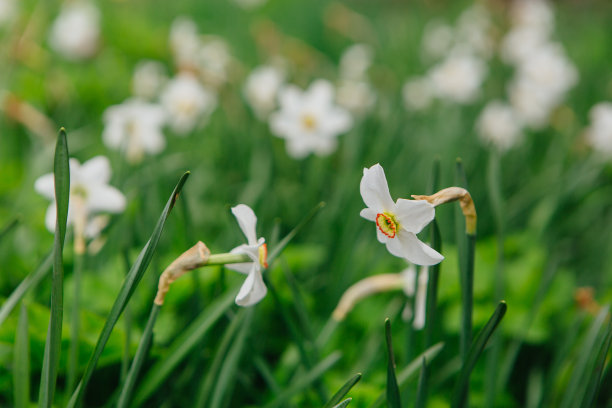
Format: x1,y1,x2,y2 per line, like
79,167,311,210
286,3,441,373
412,186,477,236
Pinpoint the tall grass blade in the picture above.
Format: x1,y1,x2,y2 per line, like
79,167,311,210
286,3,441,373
132,289,235,406
0,216,19,244
261,351,342,408
451,301,507,408
415,358,427,408
0,251,53,328
14,303,30,408
425,159,441,348
333,398,352,408
384,319,402,408
67,171,190,408
38,127,70,408
323,373,362,408
580,317,612,408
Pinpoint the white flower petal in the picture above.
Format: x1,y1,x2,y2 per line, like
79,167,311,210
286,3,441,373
34,173,56,200
277,85,302,115
395,199,435,233
360,163,395,212
80,156,111,184
360,208,377,221
376,228,387,244
86,185,126,214
306,80,334,106
235,266,268,306
44,203,57,233
387,231,443,266
231,204,258,245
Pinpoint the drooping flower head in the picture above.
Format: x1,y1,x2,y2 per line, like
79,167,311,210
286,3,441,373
34,156,126,238
227,204,268,306
359,164,443,266
270,80,353,158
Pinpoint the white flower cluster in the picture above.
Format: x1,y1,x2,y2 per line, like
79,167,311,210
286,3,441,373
102,17,219,163
336,44,377,116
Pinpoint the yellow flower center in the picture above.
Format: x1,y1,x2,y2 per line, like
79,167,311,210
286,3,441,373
258,243,268,268
301,114,317,130
376,212,399,238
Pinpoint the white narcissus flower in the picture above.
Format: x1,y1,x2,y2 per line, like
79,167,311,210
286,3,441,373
270,80,353,159
49,1,100,60
244,65,285,120
132,60,167,100
336,79,376,116
402,77,435,112
34,156,126,237
0,0,17,26
359,164,443,266
421,20,454,61
585,102,612,156
227,204,268,307
160,73,217,135
169,17,201,69
477,100,523,152
339,44,374,81
428,52,487,104
102,99,167,163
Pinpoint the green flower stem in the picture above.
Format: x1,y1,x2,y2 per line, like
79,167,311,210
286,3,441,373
67,250,85,396
116,303,160,408
425,159,442,349
206,253,251,265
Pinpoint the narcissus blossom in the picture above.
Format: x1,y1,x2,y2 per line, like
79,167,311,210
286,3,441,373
227,204,268,306
360,164,443,266
34,156,126,237
270,80,353,158
0,0,17,26
585,102,612,156
477,100,523,151
132,60,167,100
49,1,100,60
244,65,285,120
428,53,487,104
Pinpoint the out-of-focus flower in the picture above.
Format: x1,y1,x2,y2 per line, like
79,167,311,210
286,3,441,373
227,204,268,307
102,99,167,163
510,0,554,33
49,1,100,60
244,65,285,120
132,60,167,100
270,80,352,158
34,156,125,238
339,44,374,81
507,78,554,129
422,20,454,61
0,0,17,26
336,79,376,116
196,36,232,88
412,265,429,330
169,17,200,69
160,73,217,135
232,0,267,10
455,4,494,59
585,102,612,156
477,100,523,151
500,26,550,65
402,77,435,112
428,53,487,104
359,163,443,266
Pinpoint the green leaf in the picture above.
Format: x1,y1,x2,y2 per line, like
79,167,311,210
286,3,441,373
333,398,352,408
132,289,235,406
451,301,507,408
67,171,190,408
580,316,612,408
0,216,19,244
323,373,362,408
38,127,70,408
385,319,402,408
261,351,341,408
14,303,30,408
415,358,427,408
0,251,53,328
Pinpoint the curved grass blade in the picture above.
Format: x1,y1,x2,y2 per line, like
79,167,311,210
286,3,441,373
261,351,342,408
333,398,352,408
67,171,190,408
14,303,30,408
369,342,444,408
451,301,507,408
323,373,362,408
132,289,235,406
0,216,19,244
385,319,402,408
415,358,427,408
0,251,53,328
580,317,612,408
116,304,161,408
38,127,70,408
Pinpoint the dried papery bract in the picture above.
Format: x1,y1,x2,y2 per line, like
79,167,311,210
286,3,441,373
154,241,210,306
412,187,477,235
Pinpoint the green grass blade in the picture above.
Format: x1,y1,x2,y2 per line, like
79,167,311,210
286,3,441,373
116,304,161,408
424,158,441,350
261,351,342,408
38,127,70,408
67,171,190,408
333,398,352,408
385,319,402,408
14,303,30,408
451,301,507,408
132,289,235,406
323,373,362,408
0,251,53,328
580,317,612,408
415,358,427,408
0,216,19,244
369,342,444,408
67,252,85,395
196,310,246,408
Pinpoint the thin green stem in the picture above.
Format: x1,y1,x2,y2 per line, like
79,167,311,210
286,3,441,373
67,251,85,396
207,253,251,265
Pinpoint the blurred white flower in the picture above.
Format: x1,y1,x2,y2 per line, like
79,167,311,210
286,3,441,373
422,20,454,61
336,79,376,116
510,0,555,32
477,101,523,151
49,1,100,60
585,102,612,156
132,60,167,100
402,77,435,112
34,156,125,237
244,65,285,120
102,99,167,163
169,17,201,69
270,80,353,158
507,77,556,129
339,44,374,80
0,0,17,26
428,53,487,104
500,26,550,65
196,36,232,88
359,164,443,266
455,4,494,59
227,204,268,307
412,266,429,330
160,73,217,135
